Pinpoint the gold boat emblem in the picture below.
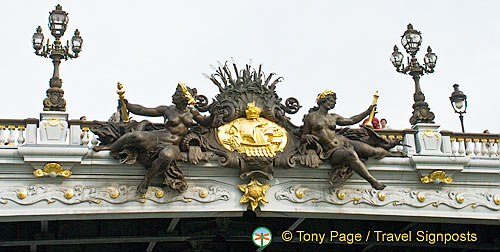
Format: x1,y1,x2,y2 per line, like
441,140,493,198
217,102,287,157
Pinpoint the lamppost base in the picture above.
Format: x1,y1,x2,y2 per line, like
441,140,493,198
43,84,66,112
410,101,435,125
412,123,442,155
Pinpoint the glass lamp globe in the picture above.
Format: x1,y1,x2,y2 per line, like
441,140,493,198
71,29,83,54
32,26,44,51
391,45,404,68
48,5,69,38
424,46,437,70
401,24,422,56
450,84,467,113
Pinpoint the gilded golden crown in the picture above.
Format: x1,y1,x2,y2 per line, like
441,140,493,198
316,90,335,102
245,102,262,120
177,82,197,106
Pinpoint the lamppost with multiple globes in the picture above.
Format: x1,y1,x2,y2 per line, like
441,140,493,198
449,84,467,133
32,4,83,112
390,24,437,126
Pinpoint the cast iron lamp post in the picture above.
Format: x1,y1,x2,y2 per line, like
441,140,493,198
32,4,83,112
390,24,437,125
449,84,467,132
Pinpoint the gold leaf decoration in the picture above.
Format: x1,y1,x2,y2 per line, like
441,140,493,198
238,178,270,211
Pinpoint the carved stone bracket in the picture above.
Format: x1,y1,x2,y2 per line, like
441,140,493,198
275,185,500,210
0,184,230,205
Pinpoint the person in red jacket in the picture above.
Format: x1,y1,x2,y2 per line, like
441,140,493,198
362,114,380,129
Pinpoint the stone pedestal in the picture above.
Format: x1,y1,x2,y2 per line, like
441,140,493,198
413,123,442,155
39,112,68,144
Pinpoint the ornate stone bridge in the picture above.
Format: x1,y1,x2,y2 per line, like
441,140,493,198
1,64,499,251
0,119,498,223
0,117,498,250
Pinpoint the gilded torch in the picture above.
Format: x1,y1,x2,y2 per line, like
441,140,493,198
116,82,130,123
364,91,379,128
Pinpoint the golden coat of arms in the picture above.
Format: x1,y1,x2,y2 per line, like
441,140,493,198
217,102,288,157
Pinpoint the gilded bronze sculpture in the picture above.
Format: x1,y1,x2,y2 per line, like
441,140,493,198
299,90,404,190
108,83,213,194
198,62,301,180
92,62,405,197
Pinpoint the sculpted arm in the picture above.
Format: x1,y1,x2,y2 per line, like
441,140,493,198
336,105,374,126
126,102,168,117
302,115,312,135
300,114,320,145
190,107,213,127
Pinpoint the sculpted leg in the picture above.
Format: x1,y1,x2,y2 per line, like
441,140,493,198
369,147,405,159
348,139,403,160
137,154,166,194
161,146,187,192
137,145,185,194
331,148,386,190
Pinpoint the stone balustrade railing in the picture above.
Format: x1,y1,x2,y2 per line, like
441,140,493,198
0,118,499,159
441,131,500,157
375,129,412,153
0,118,99,147
0,119,38,146
68,120,100,147
375,128,499,158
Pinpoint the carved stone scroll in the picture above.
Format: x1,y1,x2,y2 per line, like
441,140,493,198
0,184,230,205
275,185,500,211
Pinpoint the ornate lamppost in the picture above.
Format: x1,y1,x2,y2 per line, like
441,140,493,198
32,4,83,112
390,24,437,125
449,84,467,133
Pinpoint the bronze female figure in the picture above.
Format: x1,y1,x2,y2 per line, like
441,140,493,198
109,83,212,194
301,91,387,190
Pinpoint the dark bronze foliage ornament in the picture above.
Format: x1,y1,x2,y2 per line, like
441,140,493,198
199,62,303,179
92,61,405,197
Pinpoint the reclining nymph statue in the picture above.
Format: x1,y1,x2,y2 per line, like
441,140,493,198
106,83,213,194
298,90,405,190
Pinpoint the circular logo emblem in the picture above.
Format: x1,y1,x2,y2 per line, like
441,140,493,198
252,227,272,247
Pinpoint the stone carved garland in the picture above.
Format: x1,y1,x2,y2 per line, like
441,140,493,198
275,185,500,211
0,184,230,205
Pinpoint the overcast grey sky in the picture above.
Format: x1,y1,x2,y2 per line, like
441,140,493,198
1,1,498,133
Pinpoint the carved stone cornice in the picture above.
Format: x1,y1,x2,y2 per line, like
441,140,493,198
275,185,500,211
0,184,230,205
